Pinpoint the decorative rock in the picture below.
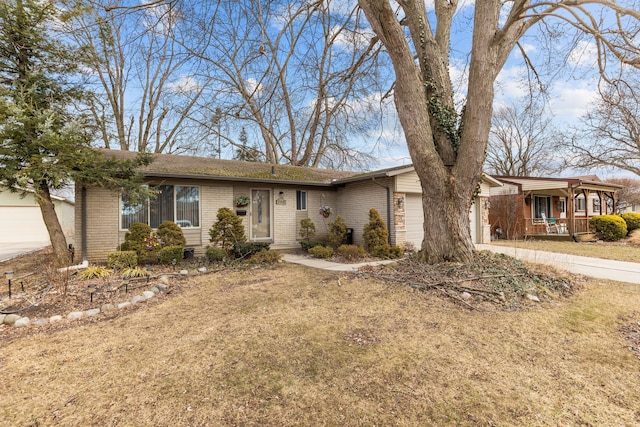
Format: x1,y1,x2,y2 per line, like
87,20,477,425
85,308,101,317
33,318,48,326
131,295,146,305
3,314,21,326
198,266,207,273
49,315,63,323
143,290,155,299
460,292,472,300
526,293,541,302
101,303,116,313
155,284,167,292
67,311,84,320
150,286,160,295
158,275,170,285
118,301,132,309
0,314,5,325
179,269,189,276
14,317,30,328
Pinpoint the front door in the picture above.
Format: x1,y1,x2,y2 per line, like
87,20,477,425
251,189,271,240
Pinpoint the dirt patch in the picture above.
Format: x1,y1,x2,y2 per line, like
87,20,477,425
620,313,640,358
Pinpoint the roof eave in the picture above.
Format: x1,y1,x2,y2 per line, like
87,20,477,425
142,171,335,187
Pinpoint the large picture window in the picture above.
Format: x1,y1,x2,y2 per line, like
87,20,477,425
121,185,199,229
533,195,551,220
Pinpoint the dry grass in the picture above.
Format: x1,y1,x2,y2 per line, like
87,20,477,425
1,263,640,426
490,239,640,263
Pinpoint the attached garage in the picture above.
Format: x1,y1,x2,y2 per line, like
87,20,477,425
405,193,424,248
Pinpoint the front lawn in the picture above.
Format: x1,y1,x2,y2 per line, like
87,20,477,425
1,263,639,426
490,239,640,263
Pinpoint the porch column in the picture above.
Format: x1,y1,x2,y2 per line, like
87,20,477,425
568,186,575,235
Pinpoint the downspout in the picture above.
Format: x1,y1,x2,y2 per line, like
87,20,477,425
81,185,87,262
371,177,392,245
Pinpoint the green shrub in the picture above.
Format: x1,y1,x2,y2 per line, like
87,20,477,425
120,222,154,258
107,251,138,270
206,246,227,262
621,212,640,233
336,244,367,260
248,249,282,264
158,245,185,265
589,215,627,241
309,245,334,259
327,215,348,248
78,265,112,279
209,207,246,253
363,208,391,257
299,218,316,240
232,241,270,258
300,239,325,252
157,221,186,247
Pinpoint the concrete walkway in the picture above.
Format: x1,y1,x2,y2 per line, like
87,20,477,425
476,244,640,284
281,253,397,272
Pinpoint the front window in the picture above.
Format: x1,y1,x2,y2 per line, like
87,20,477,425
593,199,601,214
576,196,586,212
296,190,307,211
121,185,199,229
533,195,551,220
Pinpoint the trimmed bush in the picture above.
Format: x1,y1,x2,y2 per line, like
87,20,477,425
209,208,247,253
248,249,282,264
327,215,348,248
157,221,186,247
589,215,627,241
621,212,640,234
309,245,334,259
158,245,185,265
78,265,112,279
120,222,153,258
336,244,367,260
107,251,138,270
299,218,316,240
206,247,227,262
300,239,325,252
232,241,271,258
363,208,392,257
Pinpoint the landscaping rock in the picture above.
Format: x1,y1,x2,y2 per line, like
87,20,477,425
460,292,472,300
67,311,84,320
3,314,21,326
118,301,132,309
33,318,48,327
143,290,155,299
198,266,207,273
131,295,146,305
180,269,189,276
155,284,167,292
526,294,541,302
49,315,63,323
14,317,30,328
158,275,170,285
101,304,116,313
0,314,5,325
149,286,160,295
85,308,101,317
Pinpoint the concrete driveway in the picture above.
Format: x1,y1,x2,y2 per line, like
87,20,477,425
0,241,50,263
476,244,640,284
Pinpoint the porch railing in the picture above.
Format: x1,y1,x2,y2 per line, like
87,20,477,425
523,217,592,235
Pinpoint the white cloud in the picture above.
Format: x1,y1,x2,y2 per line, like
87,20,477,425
568,40,598,67
548,81,598,120
168,75,201,94
245,78,263,95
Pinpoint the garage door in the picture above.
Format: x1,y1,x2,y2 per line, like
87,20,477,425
0,206,50,243
405,194,424,248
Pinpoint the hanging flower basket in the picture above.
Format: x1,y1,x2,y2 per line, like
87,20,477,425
319,206,333,218
235,195,250,207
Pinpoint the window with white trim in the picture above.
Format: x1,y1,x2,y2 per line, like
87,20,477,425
121,185,199,229
575,195,586,212
296,190,307,211
533,195,551,220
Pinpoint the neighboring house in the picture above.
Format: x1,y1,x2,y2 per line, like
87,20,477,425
75,150,499,262
0,187,75,245
488,175,621,240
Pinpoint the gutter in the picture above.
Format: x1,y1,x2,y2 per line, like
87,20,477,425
371,177,393,245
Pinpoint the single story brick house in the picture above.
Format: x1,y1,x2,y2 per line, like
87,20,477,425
75,150,500,262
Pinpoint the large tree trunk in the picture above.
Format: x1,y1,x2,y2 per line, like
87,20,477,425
35,184,69,267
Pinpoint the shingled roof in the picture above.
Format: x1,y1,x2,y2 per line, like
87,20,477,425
100,149,359,186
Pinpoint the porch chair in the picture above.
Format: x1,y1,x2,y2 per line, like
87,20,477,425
540,213,559,234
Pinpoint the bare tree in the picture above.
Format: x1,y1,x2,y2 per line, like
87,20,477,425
607,178,640,212
67,0,211,154
177,0,387,168
565,72,640,176
486,99,559,177
357,0,640,263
